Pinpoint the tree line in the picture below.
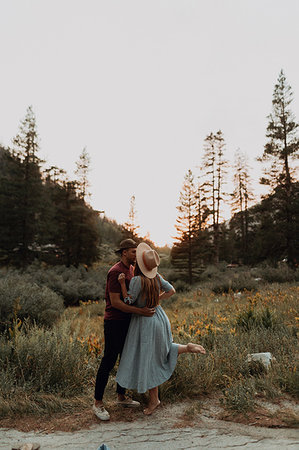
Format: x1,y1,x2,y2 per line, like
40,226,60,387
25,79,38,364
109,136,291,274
0,70,298,279
0,106,103,267
171,70,299,283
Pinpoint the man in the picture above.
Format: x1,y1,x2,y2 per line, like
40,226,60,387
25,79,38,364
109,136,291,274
93,238,155,421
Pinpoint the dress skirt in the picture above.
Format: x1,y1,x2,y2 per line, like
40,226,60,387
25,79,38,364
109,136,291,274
115,305,179,393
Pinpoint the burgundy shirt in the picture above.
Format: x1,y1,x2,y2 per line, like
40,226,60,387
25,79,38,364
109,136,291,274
104,260,134,320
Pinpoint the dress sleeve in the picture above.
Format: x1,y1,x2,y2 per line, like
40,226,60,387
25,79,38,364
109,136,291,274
157,273,174,292
123,276,141,305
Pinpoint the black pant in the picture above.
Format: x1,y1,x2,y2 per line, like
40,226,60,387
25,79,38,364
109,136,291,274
94,319,130,401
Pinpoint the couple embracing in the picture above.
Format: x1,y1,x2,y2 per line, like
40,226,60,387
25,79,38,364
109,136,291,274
93,239,206,421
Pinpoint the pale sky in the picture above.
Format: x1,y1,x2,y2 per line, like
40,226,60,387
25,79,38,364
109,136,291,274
1,0,299,245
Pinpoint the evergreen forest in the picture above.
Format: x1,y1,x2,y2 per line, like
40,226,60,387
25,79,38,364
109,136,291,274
0,71,298,284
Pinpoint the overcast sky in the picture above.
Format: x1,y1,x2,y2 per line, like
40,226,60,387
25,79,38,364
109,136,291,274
1,0,299,245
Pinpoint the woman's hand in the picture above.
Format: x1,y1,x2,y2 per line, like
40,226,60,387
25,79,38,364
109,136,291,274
118,273,126,283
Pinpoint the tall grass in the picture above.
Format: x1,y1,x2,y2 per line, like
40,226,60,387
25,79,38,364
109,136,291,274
0,317,98,416
0,283,297,418
161,285,298,407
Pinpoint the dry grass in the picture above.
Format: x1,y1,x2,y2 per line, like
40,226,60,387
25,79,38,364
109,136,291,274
0,284,298,420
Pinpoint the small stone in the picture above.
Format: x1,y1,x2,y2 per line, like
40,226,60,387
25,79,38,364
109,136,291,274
12,444,40,450
246,352,274,369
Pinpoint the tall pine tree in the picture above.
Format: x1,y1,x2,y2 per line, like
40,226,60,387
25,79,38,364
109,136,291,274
260,70,299,266
171,170,198,284
11,106,44,265
230,149,254,263
123,195,140,240
202,130,227,264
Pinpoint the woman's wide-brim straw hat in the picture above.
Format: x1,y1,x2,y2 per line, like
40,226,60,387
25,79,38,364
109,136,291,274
136,242,160,279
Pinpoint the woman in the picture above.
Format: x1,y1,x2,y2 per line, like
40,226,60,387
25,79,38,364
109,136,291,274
116,242,206,415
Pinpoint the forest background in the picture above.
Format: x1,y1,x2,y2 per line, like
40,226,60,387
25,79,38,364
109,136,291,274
0,70,298,287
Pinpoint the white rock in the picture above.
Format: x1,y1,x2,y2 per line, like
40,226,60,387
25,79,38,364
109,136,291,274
246,352,274,369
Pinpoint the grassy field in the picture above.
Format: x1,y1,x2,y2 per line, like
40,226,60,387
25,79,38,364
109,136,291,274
0,283,298,420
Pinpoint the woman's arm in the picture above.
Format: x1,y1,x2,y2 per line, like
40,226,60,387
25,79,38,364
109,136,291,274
118,273,130,302
159,287,175,301
112,274,154,315
158,273,176,301
110,292,155,316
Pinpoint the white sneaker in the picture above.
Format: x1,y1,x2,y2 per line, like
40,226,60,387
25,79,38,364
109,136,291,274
93,404,110,421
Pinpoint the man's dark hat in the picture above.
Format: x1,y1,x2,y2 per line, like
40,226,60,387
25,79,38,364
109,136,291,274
115,238,137,254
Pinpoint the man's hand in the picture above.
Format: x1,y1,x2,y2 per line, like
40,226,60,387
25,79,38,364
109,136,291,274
136,307,155,317
110,293,155,316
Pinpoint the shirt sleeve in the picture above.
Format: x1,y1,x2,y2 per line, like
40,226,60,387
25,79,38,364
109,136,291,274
123,276,141,304
107,270,121,294
157,273,174,292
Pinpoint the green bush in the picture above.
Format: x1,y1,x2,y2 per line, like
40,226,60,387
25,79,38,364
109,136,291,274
200,264,226,281
173,279,191,293
4,261,110,306
197,266,259,293
275,356,299,398
236,307,277,331
252,265,299,283
209,272,258,293
0,275,64,330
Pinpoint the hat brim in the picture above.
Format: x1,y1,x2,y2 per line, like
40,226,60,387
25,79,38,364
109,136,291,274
136,242,158,279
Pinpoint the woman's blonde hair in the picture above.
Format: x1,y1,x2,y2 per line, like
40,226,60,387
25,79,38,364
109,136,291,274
134,262,160,307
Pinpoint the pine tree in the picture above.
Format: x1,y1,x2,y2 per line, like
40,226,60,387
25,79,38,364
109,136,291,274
202,130,227,264
230,150,254,262
171,170,198,284
123,195,140,239
193,178,211,265
0,147,24,263
11,106,44,265
75,147,91,201
50,180,99,266
260,70,299,266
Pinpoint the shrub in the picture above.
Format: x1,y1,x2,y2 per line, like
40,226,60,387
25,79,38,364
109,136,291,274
236,307,277,331
11,261,110,306
208,272,258,293
173,280,191,293
200,264,224,280
253,265,299,283
0,275,64,330
222,379,256,414
254,376,281,399
275,356,299,399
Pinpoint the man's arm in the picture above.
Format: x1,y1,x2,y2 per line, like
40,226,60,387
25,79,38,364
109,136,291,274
110,293,155,317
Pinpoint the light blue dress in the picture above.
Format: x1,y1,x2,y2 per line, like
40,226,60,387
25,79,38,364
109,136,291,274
115,274,179,393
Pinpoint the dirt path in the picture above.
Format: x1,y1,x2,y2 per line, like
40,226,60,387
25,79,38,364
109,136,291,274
1,400,298,449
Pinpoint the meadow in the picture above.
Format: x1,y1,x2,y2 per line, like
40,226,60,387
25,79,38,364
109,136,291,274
0,263,298,421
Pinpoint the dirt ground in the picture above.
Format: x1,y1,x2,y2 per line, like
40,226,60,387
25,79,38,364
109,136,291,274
1,397,299,450
0,394,298,433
